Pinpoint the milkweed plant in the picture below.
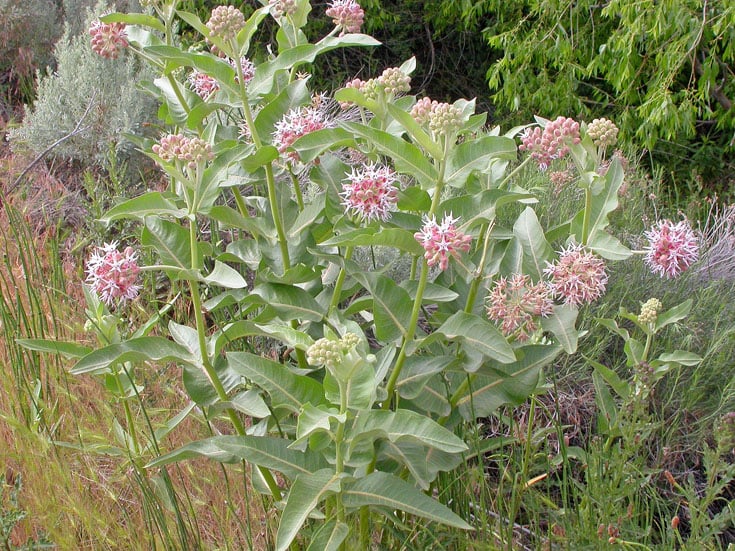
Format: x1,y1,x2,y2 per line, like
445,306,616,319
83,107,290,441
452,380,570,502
21,0,704,548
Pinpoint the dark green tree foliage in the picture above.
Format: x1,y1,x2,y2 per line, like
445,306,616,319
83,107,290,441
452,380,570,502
479,0,734,180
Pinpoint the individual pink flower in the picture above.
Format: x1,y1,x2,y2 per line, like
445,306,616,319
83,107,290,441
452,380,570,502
86,242,141,305
486,274,554,341
340,163,399,223
89,20,128,59
272,106,329,161
519,116,581,171
326,0,364,35
188,71,219,99
414,213,472,271
644,219,699,278
152,134,214,169
543,243,608,306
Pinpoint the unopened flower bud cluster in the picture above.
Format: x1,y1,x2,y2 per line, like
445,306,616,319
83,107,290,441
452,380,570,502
153,134,214,169
269,0,298,18
586,118,619,148
638,298,662,324
306,333,360,368
207,5,246,42
378,67,411,96
89,20,128,59
519,116,581,171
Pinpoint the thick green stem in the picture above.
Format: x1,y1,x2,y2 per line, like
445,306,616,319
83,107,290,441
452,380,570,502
497,155,533,190
328,247,353,315
288,166,304,211
187,217,282,500
581,187,592,246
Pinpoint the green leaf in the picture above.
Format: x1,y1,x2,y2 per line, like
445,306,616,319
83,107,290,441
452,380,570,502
513,207,552,280
445,135,516,188
653,350,702,367
397,187,431,212
342,122,438,189
72,337,197,376
142,217,191,275
153,77,195,126
100,192,185,223
587,230,631,260
375,440,462,490
100,12,165,32
228,352,324,413
254,78,311,139
277,469,343,551
592,370,619,435
294,403,343,446
321,227,424,256
454,345,561,420
288,194,325,238
385,103,443,159
206,205,266,236
585,356,629,399
202,261,248,289
292,128,354,163
341,472,472,530
654,299,693,332
249,283,324,322
306,520,349,551
351,273,413,343
16,339,92,359
396,356,458,399
147,435,326,479
351,410,468,455
420,312,516,364
227,389,270,418
541,305,579,353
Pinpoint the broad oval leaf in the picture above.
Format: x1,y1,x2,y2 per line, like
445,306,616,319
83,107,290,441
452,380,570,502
72,337,197,375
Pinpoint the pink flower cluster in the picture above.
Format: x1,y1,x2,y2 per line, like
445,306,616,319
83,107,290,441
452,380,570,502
414,214,472,271
326,0,364,35
543,243,608,306
644,219,699,278
86,242,141,305
207,5,246,42
269,0,298,18
410,97,437,125
272,106,329,161
188,71,219,99
486,274,554,341
519,116,581,171
152,134,214,169
340,163,399,223
410,97,462,135
230,56,256,84
89,20,128,59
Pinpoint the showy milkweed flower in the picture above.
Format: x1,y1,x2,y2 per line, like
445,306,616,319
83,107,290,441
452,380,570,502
89,20,128,59
543,243,608,306
230,56,256,84
486,274,554,341
644,219,699,278
273,106,329,161
86,242,141,305
152,134,214,170
340,163,399,223
414,213,472,271
519,116,581,171
188,71,219,99
326,0,365,35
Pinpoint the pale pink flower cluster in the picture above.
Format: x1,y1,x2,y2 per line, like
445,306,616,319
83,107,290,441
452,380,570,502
89,20,128,59
543,243,608,306
188,71,219,99
486,274,554,341
272,106,329,161
230,56,256,84
326,0,364,35
206,5,246,41
587,118,619,148
269,0,297,18
339,77,367,109
410,97,438,125
152,134,214,169
414,214,472,271
86,242,141,305
644,219,699,278
378,66,411,96
340,163,399,223
519,116,581,171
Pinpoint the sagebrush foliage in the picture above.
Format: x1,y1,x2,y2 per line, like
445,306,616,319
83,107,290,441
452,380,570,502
9,2,156,167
